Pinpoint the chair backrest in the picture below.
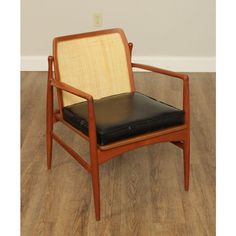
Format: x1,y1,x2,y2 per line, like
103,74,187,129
53,28,134,107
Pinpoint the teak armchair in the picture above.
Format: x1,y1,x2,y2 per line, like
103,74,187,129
46,28,190,221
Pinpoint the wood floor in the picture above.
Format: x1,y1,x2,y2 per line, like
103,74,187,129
21,72,215,236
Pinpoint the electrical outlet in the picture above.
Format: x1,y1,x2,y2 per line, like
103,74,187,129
93,13,103,27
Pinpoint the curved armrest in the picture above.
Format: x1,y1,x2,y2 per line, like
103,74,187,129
132,63,189,81
132,63,190,125
50,80,93,101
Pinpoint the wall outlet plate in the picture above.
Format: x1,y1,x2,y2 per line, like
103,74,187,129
93,13,103,27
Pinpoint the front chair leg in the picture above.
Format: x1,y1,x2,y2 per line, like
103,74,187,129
91,155,100,221
88,98,101,220
183,129,190,191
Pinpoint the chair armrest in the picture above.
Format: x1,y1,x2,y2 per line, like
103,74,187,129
50,80,93,101
50,79,97,142
132,63,190,126
132,63,188,81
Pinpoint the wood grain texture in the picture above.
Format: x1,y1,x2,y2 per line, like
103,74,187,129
21,71,215,236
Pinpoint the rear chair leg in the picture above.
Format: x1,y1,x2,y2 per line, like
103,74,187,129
46,56,53,170
46,118,53,169
183,130,190,191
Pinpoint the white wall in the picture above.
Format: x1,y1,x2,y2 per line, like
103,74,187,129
21,0,215,71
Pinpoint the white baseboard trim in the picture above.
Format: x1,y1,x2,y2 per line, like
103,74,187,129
132,56,215,72
21,56,47,71
21,56,215,72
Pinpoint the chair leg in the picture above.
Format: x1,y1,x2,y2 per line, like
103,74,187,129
91,159,100,221
46,124,53,170
183,130,190,191
46,76,53,170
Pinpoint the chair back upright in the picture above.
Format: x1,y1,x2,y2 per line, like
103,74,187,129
53,28,134,107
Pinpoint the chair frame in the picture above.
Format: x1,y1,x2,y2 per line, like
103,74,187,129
46,29,190,221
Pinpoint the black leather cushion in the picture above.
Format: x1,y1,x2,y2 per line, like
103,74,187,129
63,92,185,145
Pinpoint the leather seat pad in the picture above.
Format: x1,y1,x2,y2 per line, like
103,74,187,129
62,92,185,145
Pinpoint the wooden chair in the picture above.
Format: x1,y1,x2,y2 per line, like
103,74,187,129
46,28,190,221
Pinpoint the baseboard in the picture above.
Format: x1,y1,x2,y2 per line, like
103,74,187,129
21,56,47,71
132,56,215,72
21,56,216,72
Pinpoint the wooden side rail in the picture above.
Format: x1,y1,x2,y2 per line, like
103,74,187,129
52,132,91,172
